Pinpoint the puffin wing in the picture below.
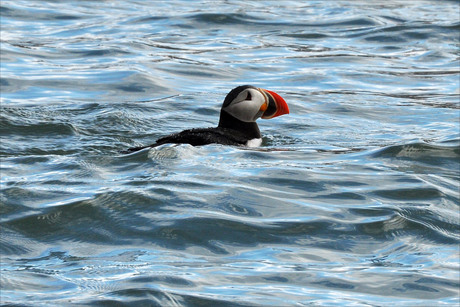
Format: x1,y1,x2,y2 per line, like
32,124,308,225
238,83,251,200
123,127,248,153
155,127,248,146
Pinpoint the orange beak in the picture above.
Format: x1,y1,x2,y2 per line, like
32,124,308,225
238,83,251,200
259,88,290,119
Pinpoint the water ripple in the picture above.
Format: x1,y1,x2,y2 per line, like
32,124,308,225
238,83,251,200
1,0,459,306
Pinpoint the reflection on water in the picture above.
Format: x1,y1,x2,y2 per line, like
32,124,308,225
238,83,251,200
1,0,459,306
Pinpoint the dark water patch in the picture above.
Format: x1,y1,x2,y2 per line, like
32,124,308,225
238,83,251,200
328,17,380,27
259,173,325,194
0,186,75,212
188,13,260,25
372,142,460,172
398,207,460,242
364,34,408,43
279,17,382,29
90,288,255,307
321,191,367,200
2,42,131,60
373,187,443,200
0,119,77,137
351,207,459,243
314,279,355,290
67,48,132,58
282,32,330,40
445,21,460,30
151,217,279,254
1,155,50,165
130,275,195,287
1,3,83,22
220,202,263,218
3,199,112,243
2,191,166,245
0,228,34,256
123,15,169,25
115,84,147,93
157,64,231,79
188,13,381,31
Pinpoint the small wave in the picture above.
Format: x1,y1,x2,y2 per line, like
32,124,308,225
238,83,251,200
372,142,460,163
188,13,260,26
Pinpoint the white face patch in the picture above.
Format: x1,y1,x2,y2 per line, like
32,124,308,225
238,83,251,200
222,88,266,122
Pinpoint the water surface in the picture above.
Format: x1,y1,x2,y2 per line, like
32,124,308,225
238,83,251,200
1,1,459,306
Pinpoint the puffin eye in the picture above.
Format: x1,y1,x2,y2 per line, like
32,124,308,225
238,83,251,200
245,91,252,100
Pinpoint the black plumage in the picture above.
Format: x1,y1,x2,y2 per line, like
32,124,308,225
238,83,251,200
124,110,261,153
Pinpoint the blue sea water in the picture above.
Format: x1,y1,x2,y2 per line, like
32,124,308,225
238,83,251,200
1,0,459,306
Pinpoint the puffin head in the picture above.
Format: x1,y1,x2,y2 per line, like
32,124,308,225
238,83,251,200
221,85,289,122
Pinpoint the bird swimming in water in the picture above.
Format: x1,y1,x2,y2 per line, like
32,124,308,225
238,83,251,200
124,85,289,153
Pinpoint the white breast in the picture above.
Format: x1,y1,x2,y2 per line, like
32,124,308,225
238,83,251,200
246,138,262,147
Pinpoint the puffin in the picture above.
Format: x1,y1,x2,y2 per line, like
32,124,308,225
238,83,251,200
124,85,289,153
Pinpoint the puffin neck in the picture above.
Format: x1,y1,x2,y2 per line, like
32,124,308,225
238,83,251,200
218,110,261,139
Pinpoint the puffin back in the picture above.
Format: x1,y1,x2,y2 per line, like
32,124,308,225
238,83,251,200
155,127,249,147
